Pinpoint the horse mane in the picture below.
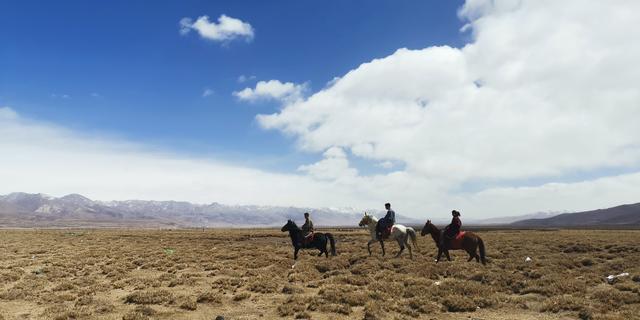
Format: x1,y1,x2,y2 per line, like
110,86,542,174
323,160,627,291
425,221,440,243
287,220,301,231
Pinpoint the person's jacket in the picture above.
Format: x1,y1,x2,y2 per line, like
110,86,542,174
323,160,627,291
302,219,314,235
383,209,396,225
449,216,461,233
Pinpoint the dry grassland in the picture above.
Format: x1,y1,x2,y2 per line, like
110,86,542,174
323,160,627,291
0,228,639,319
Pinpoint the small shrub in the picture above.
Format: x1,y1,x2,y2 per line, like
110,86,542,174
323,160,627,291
282,284,304,294
541,295,584,313
580,258,594,266
363,301,382,320
442,296,476,312
579,308,593,320
124,290,174,305
277,301,306,316
248,278,278,293
179,297,197,310
232,292,250,301
196,291,222,304
318,303,351,315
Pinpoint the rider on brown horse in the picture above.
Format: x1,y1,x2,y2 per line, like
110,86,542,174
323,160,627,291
440,210,462,249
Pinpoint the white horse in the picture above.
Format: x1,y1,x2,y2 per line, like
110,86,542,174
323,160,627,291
358,212,418,258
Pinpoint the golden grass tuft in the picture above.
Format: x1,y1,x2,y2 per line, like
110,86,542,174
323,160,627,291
124,289,175,305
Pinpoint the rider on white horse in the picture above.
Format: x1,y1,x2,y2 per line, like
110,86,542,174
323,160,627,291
376,203,396,239
359,211,418,258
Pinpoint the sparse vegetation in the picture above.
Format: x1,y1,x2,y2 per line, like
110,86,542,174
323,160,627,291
0,228,638,319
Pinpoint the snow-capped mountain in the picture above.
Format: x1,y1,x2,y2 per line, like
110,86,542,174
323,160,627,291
0,192,421,228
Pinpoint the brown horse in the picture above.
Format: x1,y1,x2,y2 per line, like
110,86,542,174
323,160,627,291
421,220,486,265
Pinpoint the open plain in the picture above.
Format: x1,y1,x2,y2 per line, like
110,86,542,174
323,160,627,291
0,228,639,319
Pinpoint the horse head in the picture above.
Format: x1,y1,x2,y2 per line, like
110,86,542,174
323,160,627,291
421,219,434,236
358,213,372,227
281,219,294,232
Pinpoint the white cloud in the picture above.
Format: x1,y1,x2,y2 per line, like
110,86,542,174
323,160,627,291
378,161,394,169
255,0,640,217
180,15,254,42
1,105,639,220
298,147,358,181
0,107,18,120
238,75,256,83
0,107,366,208
234,80,306,103
202,88,214,97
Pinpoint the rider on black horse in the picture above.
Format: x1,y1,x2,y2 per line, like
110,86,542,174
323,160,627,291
301,212,314,245
376,203,395,239
440,210,462,249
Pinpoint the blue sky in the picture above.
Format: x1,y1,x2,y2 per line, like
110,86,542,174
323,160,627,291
1,1,639,219
1,0,464,172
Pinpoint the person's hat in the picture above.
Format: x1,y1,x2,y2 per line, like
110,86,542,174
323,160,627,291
452,210,461,216
304,212,310,216
385,203,391,207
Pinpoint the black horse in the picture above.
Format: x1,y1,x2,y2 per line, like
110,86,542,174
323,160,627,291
281,220,336,260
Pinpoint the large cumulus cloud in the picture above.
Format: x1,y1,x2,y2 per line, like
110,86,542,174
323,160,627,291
256,0,640,216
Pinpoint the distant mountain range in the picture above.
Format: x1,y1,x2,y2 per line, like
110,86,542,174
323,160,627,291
511,202,640,227
1,192,638,228
0,192,421,228
466,211,563,225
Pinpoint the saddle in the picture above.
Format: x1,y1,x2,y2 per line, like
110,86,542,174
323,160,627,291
302,232,315,245
380,226,393,239
444,231,466,249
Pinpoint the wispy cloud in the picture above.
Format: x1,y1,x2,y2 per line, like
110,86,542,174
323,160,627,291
234,80,306,103
237,75,256,83
0,106,359,208
202,88,215,97
180,15,254,43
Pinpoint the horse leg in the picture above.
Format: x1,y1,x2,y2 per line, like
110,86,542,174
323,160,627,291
322,239,328,257
405,235,413,259
367,239,375,256
445,250,452,261
380,240,385,256
395,238,404,258
436,248,442,263
467,251,475,262
324,241,329,258
294,247,299,260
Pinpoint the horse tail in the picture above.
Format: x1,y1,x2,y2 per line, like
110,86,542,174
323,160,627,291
407,228,418,250
478,237,487,265
327,233,337,256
